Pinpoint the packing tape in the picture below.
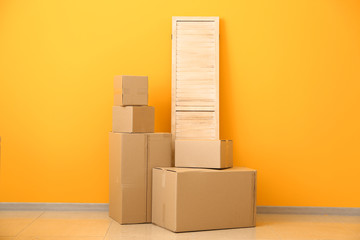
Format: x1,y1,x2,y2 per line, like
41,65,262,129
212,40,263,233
162,203,166,224
162,171,166,188
226,141,230,161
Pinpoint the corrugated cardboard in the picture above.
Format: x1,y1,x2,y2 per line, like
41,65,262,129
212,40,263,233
109,132,147,224
175,140,233,169
146,133,172,222
109,132,172,224
114,75,148,106
112,106,154,133
152,167,257,232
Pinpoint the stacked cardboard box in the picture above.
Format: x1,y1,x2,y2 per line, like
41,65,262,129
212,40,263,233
149,16,258,232
152,138,257,232
109,75,172,224
108,75,257,232
109,29,257,231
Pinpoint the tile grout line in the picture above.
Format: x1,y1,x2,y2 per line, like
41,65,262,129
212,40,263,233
15,211,45,237
102,220,113,240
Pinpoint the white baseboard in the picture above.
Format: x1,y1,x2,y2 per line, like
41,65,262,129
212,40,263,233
0,203,359,215
0,202,108,211
257,206,360,216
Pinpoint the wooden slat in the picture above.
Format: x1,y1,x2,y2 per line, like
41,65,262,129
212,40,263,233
176,96,215,101
176,98,215,103
176,101,216,107
177,56,215,62
176,63,215,69
176,89,215,95
176,85,216,91
176,72,215,80
176,43,215,49
176,67,215,73
177,29,216,35
177,81,215,86
177,53,215,59
176,100,215,104
176,95,215,100
177,37,215,41
177,35,215,39
176,80,215,84
176,22,215,27
176,106,215,111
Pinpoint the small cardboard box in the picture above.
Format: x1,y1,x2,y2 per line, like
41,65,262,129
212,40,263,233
109,132,172,224
152,167,257,232
112,106,154,133
114,75,148,106
175,140,233,169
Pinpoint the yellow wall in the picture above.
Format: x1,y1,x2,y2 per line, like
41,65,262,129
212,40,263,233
0,0,359,207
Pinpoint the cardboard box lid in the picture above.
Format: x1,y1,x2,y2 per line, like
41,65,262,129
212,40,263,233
154,166,253,173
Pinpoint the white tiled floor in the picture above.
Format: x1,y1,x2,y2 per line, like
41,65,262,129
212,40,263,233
0,211,359,240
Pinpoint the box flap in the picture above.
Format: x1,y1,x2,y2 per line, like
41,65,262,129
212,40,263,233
154,167,255,173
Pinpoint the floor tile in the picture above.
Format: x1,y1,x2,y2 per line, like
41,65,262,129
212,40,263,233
3,211,359,240
104,223,182,240
16,237,104,240
38,211,111,220
257,214,360,240
0,211,43,237
328,215,360,223
18,211,111,237
0,237,16,240
105,221,281,240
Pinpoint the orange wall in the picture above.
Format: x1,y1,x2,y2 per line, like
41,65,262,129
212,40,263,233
0,0,359,207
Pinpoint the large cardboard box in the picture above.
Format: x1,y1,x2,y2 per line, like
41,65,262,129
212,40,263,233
146,133,172,222
109,132,147,224
152,167,257,232
112,106,154,133
109,132,172,224
175,140,233,169
114,75,148,106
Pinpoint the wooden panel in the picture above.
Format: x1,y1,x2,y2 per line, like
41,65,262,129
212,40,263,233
171,16,219,143
175,111,216,139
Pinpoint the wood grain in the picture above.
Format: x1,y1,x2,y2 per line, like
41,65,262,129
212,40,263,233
172,16,219,141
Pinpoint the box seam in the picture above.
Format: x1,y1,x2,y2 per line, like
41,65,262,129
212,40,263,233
253,171,257,226
145,134,149,222
174,171,178,232
121,76,124,105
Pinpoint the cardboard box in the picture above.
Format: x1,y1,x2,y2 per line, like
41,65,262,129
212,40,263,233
146,133,172,222
109,132,147,224
152,167,257,232
175,140,233,169
109,132,172,224
114,75,148,106
112,106,154,133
